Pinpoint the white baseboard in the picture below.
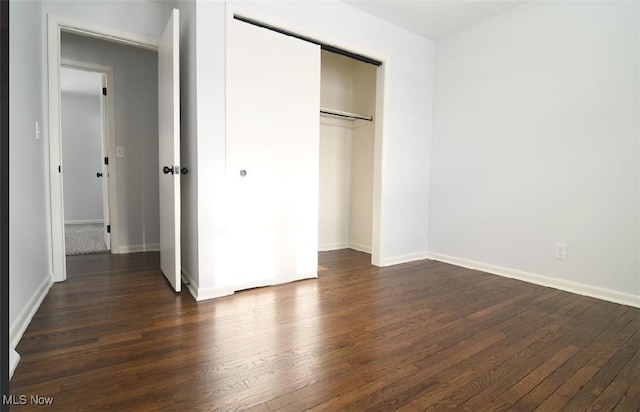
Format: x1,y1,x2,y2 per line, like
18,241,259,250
349,242,372,254
318,243,372,253
9,347,20,379
318,242,349,252
426,252,640,309
188,284,234,301
181,267,234,301
9,347,20,380
113,243,160,254
381,251,430,267
64,219,104,225
10,274,53,348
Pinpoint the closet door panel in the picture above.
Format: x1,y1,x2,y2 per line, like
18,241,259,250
226,19,320,290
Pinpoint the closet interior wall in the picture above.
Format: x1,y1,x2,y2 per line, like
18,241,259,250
318,51,376,253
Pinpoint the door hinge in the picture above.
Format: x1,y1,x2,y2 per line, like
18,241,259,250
102,87,107,96
58,165,61,173
107,225,111,233
104,157,109,165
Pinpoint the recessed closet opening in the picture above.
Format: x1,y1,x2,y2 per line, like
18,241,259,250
226,12,385,294
319,50,377,255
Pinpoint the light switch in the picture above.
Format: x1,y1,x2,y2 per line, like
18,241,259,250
35,121,41,140
116,146,125,158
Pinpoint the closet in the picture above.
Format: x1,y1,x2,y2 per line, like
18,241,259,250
318,51,377,254
225,16,381,294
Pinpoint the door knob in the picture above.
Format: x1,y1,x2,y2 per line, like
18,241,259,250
240,170,247,177
96,172,103,177
180,167,189,175
163,166,175,175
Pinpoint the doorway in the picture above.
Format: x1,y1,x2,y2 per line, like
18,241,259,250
60,64,112,256
48,15,164,283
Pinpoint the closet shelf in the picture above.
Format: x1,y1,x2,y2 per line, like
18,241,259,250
320,108,372,122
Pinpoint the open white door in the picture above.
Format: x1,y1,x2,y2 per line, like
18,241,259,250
99,74,111,250
226,19,320,291
158,9,181,292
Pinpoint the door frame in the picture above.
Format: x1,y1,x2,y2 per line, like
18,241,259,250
60,60,115,250
47,15,158,282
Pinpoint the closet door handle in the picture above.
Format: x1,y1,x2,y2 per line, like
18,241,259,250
96,172,103,177
239,170,247,177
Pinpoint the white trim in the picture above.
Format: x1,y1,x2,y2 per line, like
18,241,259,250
317,244,372,253
381,251,429,267
426,252,640,309
185,272,234,302
54,15,158,50
318,242,349,252
49,14,67,282
10,275,53,348
349,242,372,254
189,286,235,302
113,243,160,254
48,14,160,282
370,63,386,268
9,348,20,380
64,219,104,225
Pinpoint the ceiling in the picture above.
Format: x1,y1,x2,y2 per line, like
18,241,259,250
341,0,528,40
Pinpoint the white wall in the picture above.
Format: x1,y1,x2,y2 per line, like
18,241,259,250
350,122,374,252
321,52,354,112
189,0,434,298
430,1,640,301
319,52,354,251
61,31,160,251
42,1,173,41
192,0,227,294
9,0,50,348
319,120,352,250
61,84,104,223
350,60,376,252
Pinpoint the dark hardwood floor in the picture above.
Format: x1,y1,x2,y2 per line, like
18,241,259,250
10,250,640,411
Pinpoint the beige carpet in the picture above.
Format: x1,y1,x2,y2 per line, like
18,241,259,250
65,223,108,255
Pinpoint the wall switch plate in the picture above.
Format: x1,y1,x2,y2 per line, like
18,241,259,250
116,146,124,158
555,243,567,260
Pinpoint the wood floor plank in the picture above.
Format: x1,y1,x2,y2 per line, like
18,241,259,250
9,250,639,411
500,303,638,411
534,317,640,411
563,327,640,411
458,299,623,410
588,347,640,412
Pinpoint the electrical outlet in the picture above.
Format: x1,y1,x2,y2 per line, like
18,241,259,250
555,243,567,260
116,146,125,158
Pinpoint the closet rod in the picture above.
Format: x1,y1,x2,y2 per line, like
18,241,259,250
320,109,372,121
234,14,383,67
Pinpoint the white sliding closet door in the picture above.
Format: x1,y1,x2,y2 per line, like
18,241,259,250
226,19,320,290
